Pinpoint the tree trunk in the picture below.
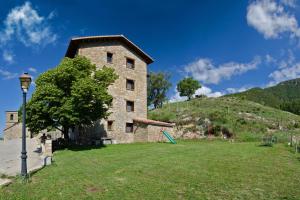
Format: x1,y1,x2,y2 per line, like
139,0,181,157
62,126,69,141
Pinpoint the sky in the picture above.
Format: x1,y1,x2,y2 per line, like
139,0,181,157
1,0,300,136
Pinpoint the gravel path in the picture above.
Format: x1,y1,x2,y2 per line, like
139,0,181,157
0,138,44,176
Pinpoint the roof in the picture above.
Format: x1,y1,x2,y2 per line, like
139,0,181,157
3,122,19,132
133,118,174,127
65,35,154,64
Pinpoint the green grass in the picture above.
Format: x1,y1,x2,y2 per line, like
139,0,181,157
149,97,300,141
1,140,300,199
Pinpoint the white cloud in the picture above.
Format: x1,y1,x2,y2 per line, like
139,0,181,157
184,57,261,84
0,1,57,47
268,62,300,85
2,50,14,63
247,0,300,39
281,0,297,7
278,49,295,68
28,67,37,73
170,85,224,102
226,86,253,94
194,86,224,97
47,10,57,20
265,54,277,64
0,69,17,79
267,49,300,86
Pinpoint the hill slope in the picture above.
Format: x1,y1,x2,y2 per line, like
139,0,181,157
148,97,300,141
227,78,300,114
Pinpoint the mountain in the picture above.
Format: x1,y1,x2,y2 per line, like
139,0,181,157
148,97,300,141
227,78,300,115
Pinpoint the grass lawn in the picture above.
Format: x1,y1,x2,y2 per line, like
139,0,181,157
1,140,300,200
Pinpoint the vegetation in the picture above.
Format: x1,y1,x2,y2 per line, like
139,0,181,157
147,72,172,108
1,141,299,199
149,97,300,141
177,77,201,100
227,78,300,115
25,56,118,139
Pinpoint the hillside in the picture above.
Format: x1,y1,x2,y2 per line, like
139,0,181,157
148,97,300,141
227,78,300,114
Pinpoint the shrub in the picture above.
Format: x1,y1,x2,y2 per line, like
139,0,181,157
237,118,247,125
148,112,176,123
209,111,227,124
221,126,234,138
262,134,277,147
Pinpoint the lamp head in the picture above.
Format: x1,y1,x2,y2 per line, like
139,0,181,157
19,72,32,93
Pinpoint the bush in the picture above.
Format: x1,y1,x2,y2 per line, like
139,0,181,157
237,118,247,125
262,134,277,147
148,112,176,123
221,126,234,138
209,111,227,124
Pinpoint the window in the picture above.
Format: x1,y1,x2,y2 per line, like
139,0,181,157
126,101,134,112
126,123,134,133
107,52,113,63
10,114,14,121
126,58,135,69
107,121,113,131
126,79,135,91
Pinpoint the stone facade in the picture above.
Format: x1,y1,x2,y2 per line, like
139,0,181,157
77,41,147,143
66,35,162,144
3,111,30,140
3,111,61,141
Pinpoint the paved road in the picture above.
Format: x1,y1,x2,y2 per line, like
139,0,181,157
0,138,44,176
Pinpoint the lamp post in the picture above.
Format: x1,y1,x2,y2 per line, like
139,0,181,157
19,72,32,178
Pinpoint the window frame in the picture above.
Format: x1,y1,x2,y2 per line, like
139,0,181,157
10,114,14,121
125,123,134,133
126,79,135,91
126,100,134,112
107,120,114,131
126,57,135,69
107,52,113,63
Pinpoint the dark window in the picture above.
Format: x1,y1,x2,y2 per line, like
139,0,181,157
107,52,113,63
126,58,135,69
126,101,134,112
126,79,135,91
10,114,14,121
126,123,134,133
107,121,113,131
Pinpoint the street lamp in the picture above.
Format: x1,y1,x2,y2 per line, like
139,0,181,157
19,72,32,178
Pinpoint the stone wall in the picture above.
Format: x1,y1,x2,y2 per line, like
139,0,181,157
3,123,30,140
147,124,174,142
77,40,148,143
133,121,175,143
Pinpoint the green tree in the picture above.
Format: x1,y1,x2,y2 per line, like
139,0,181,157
147,72,172,109
26,56,118,140
280,99,300,115
177,77,201,100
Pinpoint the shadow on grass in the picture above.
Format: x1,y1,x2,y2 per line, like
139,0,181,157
52,138,107,152
258,144,274,147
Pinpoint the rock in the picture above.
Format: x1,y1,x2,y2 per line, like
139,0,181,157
0,178,12,188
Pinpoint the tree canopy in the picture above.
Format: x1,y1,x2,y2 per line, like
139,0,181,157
26,56,118,139
147,72,172,109
177,77,201,100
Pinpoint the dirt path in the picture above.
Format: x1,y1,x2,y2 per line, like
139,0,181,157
0,138,44,176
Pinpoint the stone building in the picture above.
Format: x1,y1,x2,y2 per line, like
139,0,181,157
66,35,174,143
3,35,175,143
3,111,25,140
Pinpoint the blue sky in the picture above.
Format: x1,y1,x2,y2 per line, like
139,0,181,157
1,0,300,136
